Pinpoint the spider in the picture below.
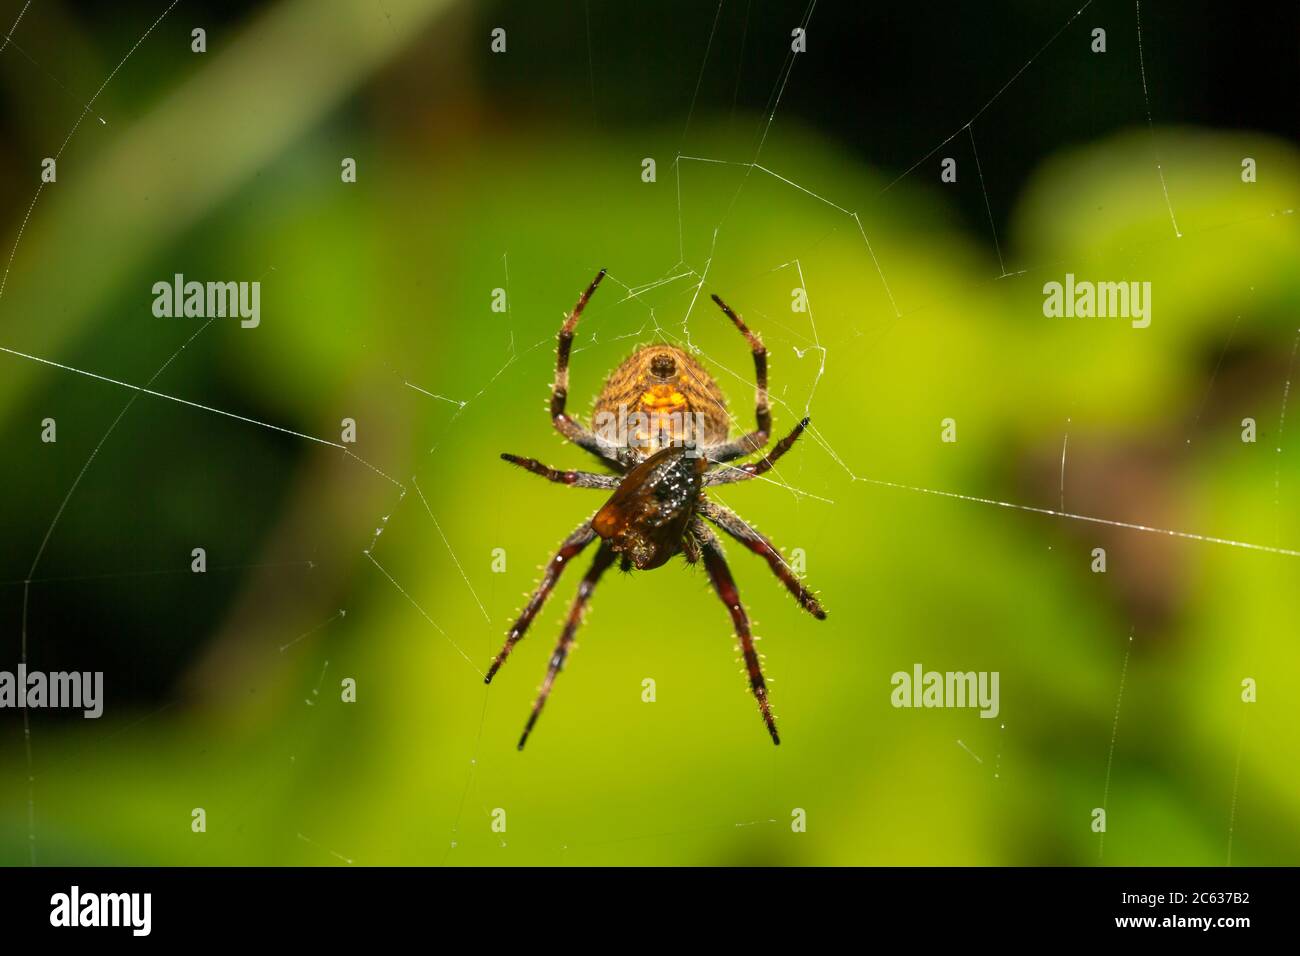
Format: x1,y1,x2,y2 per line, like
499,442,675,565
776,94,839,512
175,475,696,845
488,269,826,749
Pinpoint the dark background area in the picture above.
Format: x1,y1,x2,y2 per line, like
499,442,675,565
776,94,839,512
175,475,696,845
4,1,1298,248
474,0,1300,242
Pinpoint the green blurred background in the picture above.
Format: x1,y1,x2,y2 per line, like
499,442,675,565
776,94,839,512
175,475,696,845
1,0,1298,865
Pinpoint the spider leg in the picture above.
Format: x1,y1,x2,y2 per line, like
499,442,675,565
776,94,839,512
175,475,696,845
705,417,809,487
706,293,770,463
500,453,620,489
485,518,598,683
696,523,780,745
551,269,624,468
698,498,827,619
517,542,618,750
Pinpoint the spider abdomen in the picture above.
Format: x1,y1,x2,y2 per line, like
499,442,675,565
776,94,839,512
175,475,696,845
591,345,730,457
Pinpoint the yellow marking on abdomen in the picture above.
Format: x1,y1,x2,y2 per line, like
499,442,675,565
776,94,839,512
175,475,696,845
640,384,687,412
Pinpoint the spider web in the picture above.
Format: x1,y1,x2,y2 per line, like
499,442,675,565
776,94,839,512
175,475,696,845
0,0,1295,866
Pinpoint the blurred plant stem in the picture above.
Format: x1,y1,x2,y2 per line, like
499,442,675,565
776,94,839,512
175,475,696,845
0,0,454,411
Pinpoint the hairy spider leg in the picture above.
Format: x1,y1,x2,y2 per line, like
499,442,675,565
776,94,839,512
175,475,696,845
705,416,810,486
699,499,827,619
500,453,620,489
551,269,624,468
698,525,780,745
517,542,618,750
701,293,770,463
485,519,598,683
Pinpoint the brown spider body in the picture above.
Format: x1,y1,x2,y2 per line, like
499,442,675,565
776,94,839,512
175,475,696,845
591,345,730,454
592,445,707,570
490,269,826,750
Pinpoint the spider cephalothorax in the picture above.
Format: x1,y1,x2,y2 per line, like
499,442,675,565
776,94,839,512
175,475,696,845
489,269,826,749
592,446,707,571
